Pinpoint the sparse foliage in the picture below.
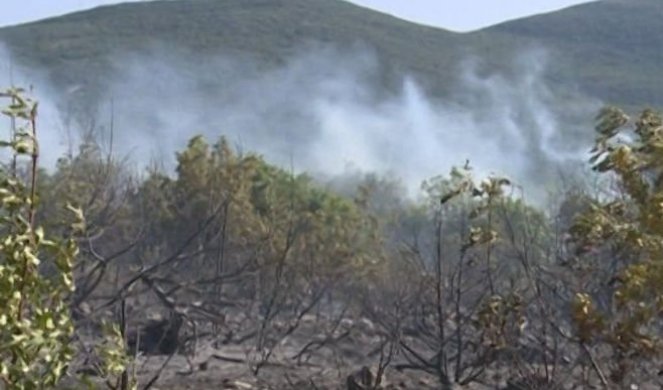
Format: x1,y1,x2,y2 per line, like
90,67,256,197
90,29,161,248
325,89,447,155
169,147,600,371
570,107,663,385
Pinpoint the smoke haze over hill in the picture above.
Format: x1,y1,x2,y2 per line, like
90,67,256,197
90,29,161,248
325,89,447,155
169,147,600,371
0,43,600,200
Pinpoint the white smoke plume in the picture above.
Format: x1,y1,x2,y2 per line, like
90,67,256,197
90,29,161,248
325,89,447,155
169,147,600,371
0,43,601,200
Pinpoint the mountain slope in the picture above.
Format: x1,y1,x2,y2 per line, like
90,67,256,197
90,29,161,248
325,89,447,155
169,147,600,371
473,0,663,108
0,0,462,101
0,0,661,109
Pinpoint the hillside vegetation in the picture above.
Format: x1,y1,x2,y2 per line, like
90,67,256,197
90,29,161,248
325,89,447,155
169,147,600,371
2,1,663,389
1,0,663,109
2,85,663,389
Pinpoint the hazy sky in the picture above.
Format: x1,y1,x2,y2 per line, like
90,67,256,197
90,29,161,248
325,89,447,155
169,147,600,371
2,0,598,31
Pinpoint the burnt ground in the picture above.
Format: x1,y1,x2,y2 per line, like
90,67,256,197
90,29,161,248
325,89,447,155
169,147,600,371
61,310,658,390
59,293,663,390
63,310,504,389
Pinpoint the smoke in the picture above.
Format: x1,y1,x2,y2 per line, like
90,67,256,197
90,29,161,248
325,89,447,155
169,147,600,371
0,45,75,168
0,43,601,201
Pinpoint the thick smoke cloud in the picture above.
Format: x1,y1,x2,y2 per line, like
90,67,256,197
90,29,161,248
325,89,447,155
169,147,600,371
0,43,601,200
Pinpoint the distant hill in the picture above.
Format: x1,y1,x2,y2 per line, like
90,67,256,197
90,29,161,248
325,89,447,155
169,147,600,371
0,0,661,109
473,0,663,109
0,0,462,104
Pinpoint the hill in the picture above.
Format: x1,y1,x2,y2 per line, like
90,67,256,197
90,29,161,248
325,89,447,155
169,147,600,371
1,0,662,110
1,0,661,110
472,0,663,109
0,0,462,105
